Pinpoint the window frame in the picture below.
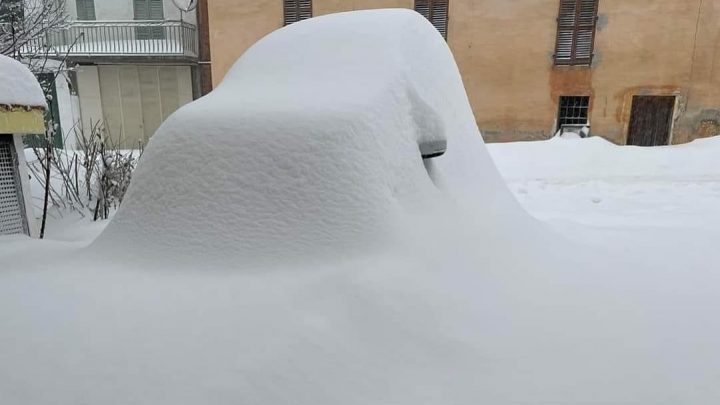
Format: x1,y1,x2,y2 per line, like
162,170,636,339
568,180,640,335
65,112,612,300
553,0,599,66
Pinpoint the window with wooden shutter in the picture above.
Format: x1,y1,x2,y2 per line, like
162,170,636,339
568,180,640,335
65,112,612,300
134,0,165,40
283,0,312,26
414,0,449,39
76,0,96,21
554,0,599,66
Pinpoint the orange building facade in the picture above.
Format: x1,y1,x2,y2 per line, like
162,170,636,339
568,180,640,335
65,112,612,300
205,0,720,144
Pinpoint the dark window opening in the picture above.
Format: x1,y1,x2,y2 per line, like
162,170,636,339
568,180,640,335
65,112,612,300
554,0,599,66
558,96,590,128
284,0,312,26
415,0,449,39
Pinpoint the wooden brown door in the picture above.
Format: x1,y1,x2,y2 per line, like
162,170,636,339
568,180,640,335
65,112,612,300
627,96,675,146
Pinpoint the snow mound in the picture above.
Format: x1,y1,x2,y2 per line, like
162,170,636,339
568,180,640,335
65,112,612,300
0,54,46,107
97,9,523,265
556,131,582,140
684,134,720,147
494,134,720,182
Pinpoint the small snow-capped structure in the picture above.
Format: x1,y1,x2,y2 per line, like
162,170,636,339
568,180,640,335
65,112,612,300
0,55,45,237
99,9,525,264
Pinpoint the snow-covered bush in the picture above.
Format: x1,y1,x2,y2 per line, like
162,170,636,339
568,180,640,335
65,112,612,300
93,139,140,220
27,122,142,221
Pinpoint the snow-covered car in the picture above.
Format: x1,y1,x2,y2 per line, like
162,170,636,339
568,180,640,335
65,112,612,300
97,8,525,266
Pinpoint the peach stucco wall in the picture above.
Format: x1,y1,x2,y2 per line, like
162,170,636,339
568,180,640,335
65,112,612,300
207,0,720,144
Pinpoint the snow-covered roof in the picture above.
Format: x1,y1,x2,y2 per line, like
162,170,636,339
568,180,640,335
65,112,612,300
99,9,523,265
0,54,46,108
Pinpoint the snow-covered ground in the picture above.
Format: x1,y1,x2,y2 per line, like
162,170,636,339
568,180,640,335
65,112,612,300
3,10,720,404
494,135,720,229
492,136,720,271
3,135,720,404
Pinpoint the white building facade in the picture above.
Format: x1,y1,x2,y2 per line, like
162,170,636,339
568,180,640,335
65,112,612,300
50,0,198,148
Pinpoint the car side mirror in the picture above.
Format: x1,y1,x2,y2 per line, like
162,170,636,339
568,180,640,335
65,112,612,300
420,139,447,159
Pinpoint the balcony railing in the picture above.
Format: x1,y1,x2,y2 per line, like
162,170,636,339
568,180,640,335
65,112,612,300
23,20,198,59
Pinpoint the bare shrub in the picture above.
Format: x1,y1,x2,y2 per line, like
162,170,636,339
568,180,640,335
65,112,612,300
27,121,143,222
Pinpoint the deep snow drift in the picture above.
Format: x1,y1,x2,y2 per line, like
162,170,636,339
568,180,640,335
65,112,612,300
97,8,527,266
3,10,720,405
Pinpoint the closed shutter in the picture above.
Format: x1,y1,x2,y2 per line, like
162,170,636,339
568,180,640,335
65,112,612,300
554,0,599,66
118,66,144,148
98,66,125,146
149,0,163,19
133,0,147,20
0,138,28,236
76,0,96,21
283,0,312,26
138,66,162,141
134,0,165,39
414,0,449,39
157,67,180,122
134,0,164,19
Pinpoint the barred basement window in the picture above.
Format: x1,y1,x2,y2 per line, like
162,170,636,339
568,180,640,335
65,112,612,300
557,96,590,127
554,0,599,66
284,0,312,26
415,0,449,39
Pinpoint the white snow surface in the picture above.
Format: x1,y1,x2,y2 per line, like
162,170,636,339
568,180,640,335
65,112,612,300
0,54,46,107
2,10,720,405
97,8,525,267
493,135,720,228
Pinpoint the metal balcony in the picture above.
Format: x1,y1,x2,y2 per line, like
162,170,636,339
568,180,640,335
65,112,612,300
24,20,198,62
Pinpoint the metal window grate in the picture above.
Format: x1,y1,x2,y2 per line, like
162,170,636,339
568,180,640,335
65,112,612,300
415,0,449,39
558,96,590,127
554,0,599,66
283,0,312,26
0,138,28,236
